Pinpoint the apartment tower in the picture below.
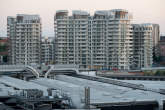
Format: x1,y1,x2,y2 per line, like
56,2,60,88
54,10,89,69
7,14,41,65
132,24,153,69
152,24,160,57
90,9,133,70
55,9,133,70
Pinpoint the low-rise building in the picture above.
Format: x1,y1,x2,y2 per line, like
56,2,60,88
158,36,165,60
0,37,9,64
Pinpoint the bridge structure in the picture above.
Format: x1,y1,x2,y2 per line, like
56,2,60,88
0,65,40,78
44,64,79,78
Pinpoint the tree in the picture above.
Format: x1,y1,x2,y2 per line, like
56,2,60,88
153,52,161,62
155,70,165,76
0,44,7,52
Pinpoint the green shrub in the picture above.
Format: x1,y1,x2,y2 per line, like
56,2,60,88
155,70,165,76
0,44,7,52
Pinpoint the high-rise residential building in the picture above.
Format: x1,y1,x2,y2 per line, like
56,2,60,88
7,14,41,65
54,10,90,69
132,24,153,69
90,9,133,70
54,9,160,70
55,9,133,70
152,24,160,57
41,37,54,65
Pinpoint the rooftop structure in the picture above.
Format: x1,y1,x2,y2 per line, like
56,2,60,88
0,76,48,96
72,10,89,15
0,68,164,109
31,74,165,109
0,78,72,109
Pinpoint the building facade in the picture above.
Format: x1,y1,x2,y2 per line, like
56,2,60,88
54,10,90,69
41,37,54,64
132,24,153,69
158,36,165,59
0,37,9,64
90,10,133,70
7,14,41,65
55,9,134,70
152,24,160,57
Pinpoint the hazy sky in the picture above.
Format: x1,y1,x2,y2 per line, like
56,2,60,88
0,0,165,37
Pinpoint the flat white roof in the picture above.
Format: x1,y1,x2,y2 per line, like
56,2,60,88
120,80,165,90
55,75,165,104
0,76,48,95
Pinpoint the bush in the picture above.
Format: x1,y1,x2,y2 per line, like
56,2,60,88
143,71,155,76
0,44,7,52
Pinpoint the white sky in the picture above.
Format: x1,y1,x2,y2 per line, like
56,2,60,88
0,0,165,37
